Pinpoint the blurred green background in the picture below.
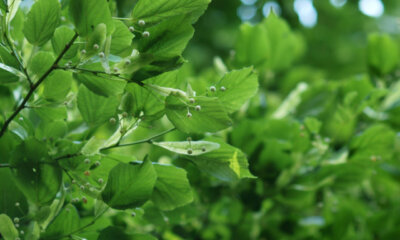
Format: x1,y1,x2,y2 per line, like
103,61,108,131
134,0,400,239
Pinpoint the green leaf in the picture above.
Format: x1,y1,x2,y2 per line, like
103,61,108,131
0,214,19,240
69,0,114,37
0,0,6,12
0,63,22,84
151,164,193,211
0,45,19,68
42,204,80,239
138,16,194,61
132,0,210,25
74,72,126,97
98,227,157,240
110,20,133,55
23,0,61,46
304,117,322,134
234,13,303,71
77,85,120,125
43,70,73,101
0,169,28,219
165,95,232,134
51,26,79,59
34,105,67,121
101,160,157,209
10,138,62,205
28,51,54,80
6,0,21,24
367,33,399,75
213,67,258,113
153,140,220,155
187,138,255,182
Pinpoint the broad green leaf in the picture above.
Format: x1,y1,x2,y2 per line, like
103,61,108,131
74,72,126,97
138,16,194,61
69,0,114,37
165,95,232,134
0,214,19,240
84,23,107,57
132,0,210,25
304,117,322,134
43,70,73,101
0,169,28,219
77,85,120,125
35,120,67,140
6,0,21,24
101,160,157,209
23,0,61,46
273,82,308,119
187,138,255,182
0,63,22,83
110,20,133,54
42,204,80,239
123,70,181,120
151,164,193,211
98,227,157,240
153,141,220,155
213,67,258,113
0,45,19,68
10,138,62,205
367,33,399,75
234,13,303,71
34,105,67,121
51,26,78,59
28,51,54,80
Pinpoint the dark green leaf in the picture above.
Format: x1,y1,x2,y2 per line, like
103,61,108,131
101,160,157,209
77,85,120,125
43,70,73,101
42,204,80,239
10,138,62,205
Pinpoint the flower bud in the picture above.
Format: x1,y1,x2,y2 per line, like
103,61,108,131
220,86,226,91
138,20,145,26
129,26,135,32
210,86,216,92
142,31,150,38
93,44,99,50
195,105,201,111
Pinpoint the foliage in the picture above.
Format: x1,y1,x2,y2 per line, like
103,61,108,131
1,0,400,239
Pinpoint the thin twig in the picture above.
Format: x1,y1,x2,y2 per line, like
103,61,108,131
0,33,79,138
57,66,133,82
101,127,176,150
3,33,33,86
55,127,176,160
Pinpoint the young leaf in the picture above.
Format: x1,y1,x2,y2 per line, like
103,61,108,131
41,204,80,239
10,138,62,205
214,67,258,113
165,95,232,134
0,169,28,219
101,160,157,209
151,164,193,211
0,214,19,240
69,0,114,37
74,72,126,97
132,0,211,25
0,45,19,69
153,141,220,155
77,85,120,125
23,0,61,46
187,138,255,182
